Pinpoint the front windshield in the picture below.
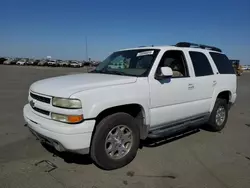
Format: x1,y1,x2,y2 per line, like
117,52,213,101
94,49,160,77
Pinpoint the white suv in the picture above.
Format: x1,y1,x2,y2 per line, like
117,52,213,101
16,59,27,65
47,60,58,67
23,42,237,170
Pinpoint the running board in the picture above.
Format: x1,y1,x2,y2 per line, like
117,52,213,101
148,114,209,139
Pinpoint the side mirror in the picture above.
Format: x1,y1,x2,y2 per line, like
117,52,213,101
155,67,173,80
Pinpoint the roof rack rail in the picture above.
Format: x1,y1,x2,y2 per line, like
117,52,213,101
176,42,222,52
138,45,154,47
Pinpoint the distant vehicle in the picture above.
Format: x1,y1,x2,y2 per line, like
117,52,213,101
26,59,35,66
70,61,82,68
33,60,40,66
83,61,91,66
231,60,243,76
3,58,17,65
38,60,48,66
47,60,58,67
59,61,69,67
79,62,84,67
0,57,7,64
241,65,249,70
92,61,100,67
10,58,20,65
26,59,40,66
16,59,27,65
3,59,12,65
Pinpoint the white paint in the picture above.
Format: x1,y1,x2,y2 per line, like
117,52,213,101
23,45,237,153
137,50,154,57
161,67,173,76
16,60,26,65
23,104,95,150
30,73,137,97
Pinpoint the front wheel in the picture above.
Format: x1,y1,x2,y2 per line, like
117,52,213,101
207,98,229,132
90,113,140,170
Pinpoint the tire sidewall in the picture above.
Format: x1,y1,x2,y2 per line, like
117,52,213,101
91,113,140,170
209,99,228,131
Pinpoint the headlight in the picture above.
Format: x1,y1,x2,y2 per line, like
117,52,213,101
52,97,82,109
51,113,83,123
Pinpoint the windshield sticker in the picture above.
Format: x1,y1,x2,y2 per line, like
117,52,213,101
137,50,154,57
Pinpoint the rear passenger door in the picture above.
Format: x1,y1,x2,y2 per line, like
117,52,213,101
187,51,216,113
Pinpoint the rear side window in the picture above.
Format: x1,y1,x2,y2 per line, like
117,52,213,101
209,52,235,74
189,51,213,77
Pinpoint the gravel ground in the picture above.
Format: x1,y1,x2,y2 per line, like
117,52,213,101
0,65,249,188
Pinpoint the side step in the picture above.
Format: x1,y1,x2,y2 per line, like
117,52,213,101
148,115,209,139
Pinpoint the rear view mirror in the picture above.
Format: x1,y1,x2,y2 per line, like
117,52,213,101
155,67,173,80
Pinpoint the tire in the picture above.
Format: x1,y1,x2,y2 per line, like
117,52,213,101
207,98,228,132
90,112,140,170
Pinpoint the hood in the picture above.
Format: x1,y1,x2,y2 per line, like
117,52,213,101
30,73,137,98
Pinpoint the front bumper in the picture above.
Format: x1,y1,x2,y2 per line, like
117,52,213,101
23,104,95,154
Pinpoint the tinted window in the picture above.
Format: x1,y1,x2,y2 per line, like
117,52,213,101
189,51,213,76
210,52,235,74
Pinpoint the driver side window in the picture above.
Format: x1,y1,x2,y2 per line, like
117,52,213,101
156,50,189,78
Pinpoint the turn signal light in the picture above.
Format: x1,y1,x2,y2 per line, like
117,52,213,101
67,115,83,123
51,113,83,124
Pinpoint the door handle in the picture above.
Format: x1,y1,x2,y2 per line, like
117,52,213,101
213,81,217,86
188,83,194,90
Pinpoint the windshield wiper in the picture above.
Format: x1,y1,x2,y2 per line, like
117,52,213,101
106,70,127,75
89,69,105,73
90,69,136,77
106,70,137,77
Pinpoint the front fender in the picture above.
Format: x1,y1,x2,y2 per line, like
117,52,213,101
71,80,150,125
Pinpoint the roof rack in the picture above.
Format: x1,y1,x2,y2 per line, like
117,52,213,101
138,45,154,47
176,42,222,52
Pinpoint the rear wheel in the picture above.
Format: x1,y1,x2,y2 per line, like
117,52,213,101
207,98,228,132
90,112,140,170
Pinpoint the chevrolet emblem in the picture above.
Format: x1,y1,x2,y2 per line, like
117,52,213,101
30,100,35,108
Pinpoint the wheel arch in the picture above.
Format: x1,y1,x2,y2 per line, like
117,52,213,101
210,90,232,112
94,103,149,140
217,90,232,103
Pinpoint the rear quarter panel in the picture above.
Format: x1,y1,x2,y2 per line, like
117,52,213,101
205,52,237,112
209,73,237,112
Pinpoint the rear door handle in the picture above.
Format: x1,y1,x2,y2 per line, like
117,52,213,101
213,81,217,86
188,83,194,90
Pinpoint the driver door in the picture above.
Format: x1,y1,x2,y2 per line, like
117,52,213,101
149,50,201,128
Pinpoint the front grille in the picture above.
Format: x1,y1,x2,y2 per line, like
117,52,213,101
30,92,50,104
32,106,50,116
